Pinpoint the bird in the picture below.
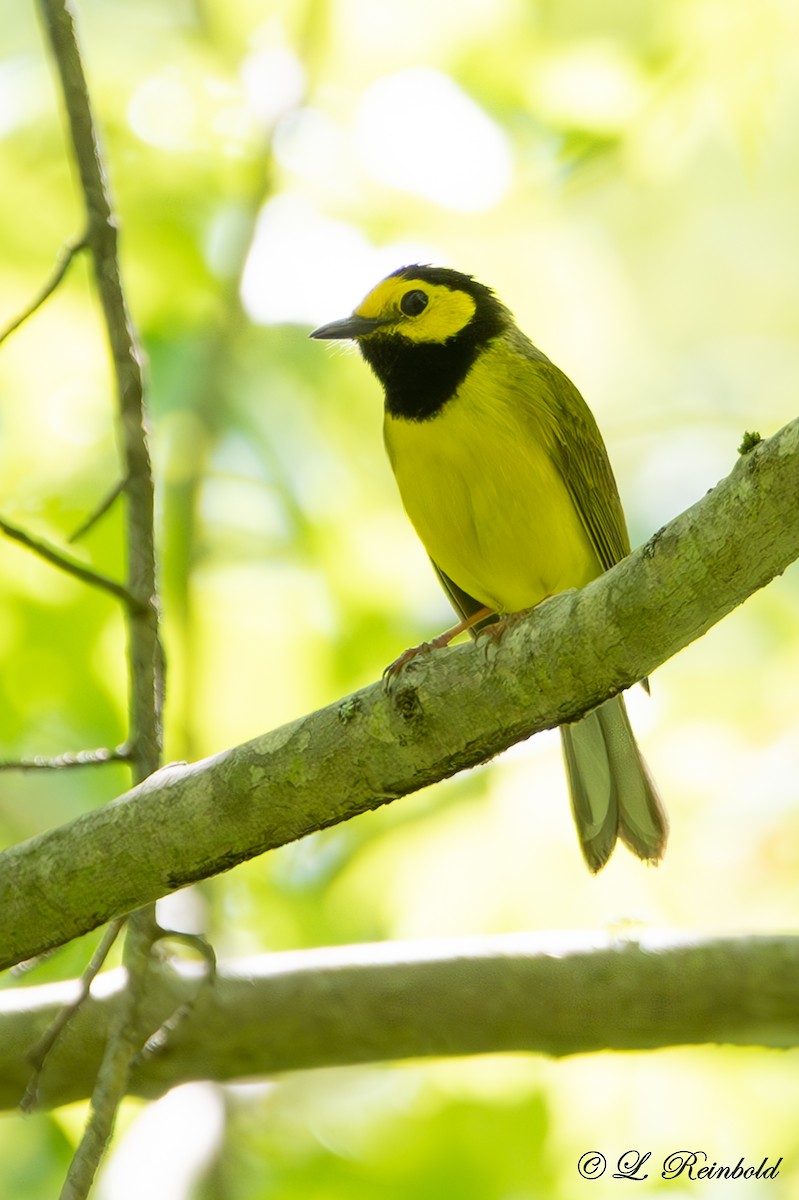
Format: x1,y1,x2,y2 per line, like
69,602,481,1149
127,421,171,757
311,264,667,872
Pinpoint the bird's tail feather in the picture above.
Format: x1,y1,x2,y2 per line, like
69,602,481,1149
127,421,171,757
560,695,667,873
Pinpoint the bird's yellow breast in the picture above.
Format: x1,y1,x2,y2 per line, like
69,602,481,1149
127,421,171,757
383,340,602,613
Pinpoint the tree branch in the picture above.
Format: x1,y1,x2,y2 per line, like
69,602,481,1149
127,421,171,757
2,932,798,1111
0,417,797,972
0,514,142,609
0,745,130,772
0,233,88,345
68,476,127,543
20,918,124,1112
37,0,161,776
35,1,163,1194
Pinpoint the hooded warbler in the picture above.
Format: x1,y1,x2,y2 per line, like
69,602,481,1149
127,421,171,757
311,265,666,872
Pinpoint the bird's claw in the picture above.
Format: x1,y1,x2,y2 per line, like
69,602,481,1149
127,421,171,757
476,608,533,660
382,641,434,689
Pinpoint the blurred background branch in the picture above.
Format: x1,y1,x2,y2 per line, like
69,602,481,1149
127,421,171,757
2,933,798,1112
0,513,139,607
0,745,129,771
0,234,87,345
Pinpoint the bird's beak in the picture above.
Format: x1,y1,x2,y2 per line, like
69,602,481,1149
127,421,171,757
309,314,388,340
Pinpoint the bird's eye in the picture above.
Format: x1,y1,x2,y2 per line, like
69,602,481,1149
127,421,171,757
400,289,428,317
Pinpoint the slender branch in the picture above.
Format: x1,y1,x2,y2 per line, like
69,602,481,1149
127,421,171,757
36,1,163,1196
133,930,217,1062
0,745,130,772
2,932,799,1111
68,477,127,543
0,233,88,345
36,0,162,779
59,912,157,1200
1,416,798,973
0,514,141,609
38,0,162,777
20,919,125,1112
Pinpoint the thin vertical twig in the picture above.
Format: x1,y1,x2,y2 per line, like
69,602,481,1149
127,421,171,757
35,1,163,1197
36,0,161,776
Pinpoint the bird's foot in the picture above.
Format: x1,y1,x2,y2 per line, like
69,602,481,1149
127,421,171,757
382,629,452,689
477,606,536,659
382,605,494,690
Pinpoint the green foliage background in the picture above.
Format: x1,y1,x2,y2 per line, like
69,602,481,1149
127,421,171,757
1,0,799,1195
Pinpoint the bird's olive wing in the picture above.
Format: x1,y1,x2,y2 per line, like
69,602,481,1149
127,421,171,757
526,359,631,571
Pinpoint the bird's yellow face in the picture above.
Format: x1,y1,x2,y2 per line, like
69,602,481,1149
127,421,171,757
311,265,509,418
354,276,476,343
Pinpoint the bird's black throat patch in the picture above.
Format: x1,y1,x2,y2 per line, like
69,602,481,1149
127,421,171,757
359,300,507,422
358,333,483,420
